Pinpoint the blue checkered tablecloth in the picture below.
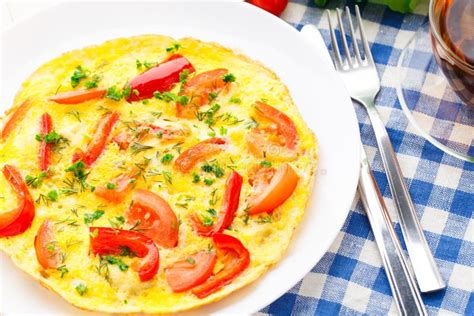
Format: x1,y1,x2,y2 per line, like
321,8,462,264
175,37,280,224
259,1,474,315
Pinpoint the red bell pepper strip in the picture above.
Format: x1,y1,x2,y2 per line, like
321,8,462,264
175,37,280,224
127,54,195,102
38,113,53,171
1,100,30,140
0,165,35,237
89,227,159,282
49,89,106,104
34,219,61,269
191,171,243,236
72,112,119,167
191,233,250,298
175,137,227,173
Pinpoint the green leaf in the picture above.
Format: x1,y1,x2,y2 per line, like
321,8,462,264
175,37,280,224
84,210,105,225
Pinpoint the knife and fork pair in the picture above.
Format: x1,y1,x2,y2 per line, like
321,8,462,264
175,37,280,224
302,5,445,316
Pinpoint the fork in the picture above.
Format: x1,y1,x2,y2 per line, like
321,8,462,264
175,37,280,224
327,6,445,294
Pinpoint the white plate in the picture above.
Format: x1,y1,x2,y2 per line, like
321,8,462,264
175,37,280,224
0,1,360,314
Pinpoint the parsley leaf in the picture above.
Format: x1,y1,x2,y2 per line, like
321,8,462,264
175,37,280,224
166,43,181,53
75,283,87,296
84,75,101,89
84,210,105,225
71,66,88,88
222,73,236,83
161,153,174,164
105,256,129,271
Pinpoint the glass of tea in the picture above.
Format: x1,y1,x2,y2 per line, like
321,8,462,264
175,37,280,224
429,0,474,106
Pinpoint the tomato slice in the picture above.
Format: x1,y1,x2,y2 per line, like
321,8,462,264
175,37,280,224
247,0,289,16
176,68,228,117
254,102,297,149
191,171,243,236
246,102,298,161
1,100,30,140
72,112,119,166
34,219,61,269
127,54,195,102
112,123,189,150
248,163,299,215
89,227,159,282
126,189,179,248
165,251,217,292
191,233,250,299
38,113,53,171
49,89,106,104
175,137,226,173
0,165,35,236
94,167,139,203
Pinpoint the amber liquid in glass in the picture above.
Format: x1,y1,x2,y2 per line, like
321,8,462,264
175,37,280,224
432,0,474,105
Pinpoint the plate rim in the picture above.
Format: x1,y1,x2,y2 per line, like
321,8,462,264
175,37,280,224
0,1,361,314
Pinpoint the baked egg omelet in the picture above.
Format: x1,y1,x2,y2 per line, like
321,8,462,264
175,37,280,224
0,35,318,313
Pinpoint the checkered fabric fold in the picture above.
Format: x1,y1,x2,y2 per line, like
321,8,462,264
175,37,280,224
259,1,473,315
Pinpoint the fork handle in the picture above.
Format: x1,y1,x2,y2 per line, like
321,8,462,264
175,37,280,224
361,99,445,293
359,146,427,316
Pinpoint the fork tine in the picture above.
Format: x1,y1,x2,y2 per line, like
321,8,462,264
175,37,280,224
326,10,344,69
355,5,374,64
345,6,362,65
336,8,353,67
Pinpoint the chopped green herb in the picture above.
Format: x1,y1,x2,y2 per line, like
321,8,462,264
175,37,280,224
84,75,101,89
166,43,181,53
57,265,69,278
260,160,272,168
105,256,129,272
192,173,201,183
162,171,173,184
179,69,189,83
222,73,236,83
186,257,196,264
208,92,218,102
106,86,123,101
25,172,47,188
84,210,105,225
75,283,87,296
133,89,140,96
202,215,214,227
161,153,174,164
122,85,132,98
136,59,143,69
142,99,149,105
206,208,217,216
66,110,81,122
204,179,214,186
130,142,154,155
219,126,227,135
47,190,59,202
106,183,116,190
36,130,68,145
201,161,225,178
109,215,125,229
71,66,88,88
65,160,89,184
229,96,241,104
245,117,259,129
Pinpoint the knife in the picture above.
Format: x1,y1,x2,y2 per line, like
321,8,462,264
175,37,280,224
300,24,427,316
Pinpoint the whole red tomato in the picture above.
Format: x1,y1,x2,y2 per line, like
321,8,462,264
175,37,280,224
247,0,289,16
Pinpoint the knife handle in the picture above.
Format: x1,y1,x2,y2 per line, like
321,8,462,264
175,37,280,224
358,146,427,316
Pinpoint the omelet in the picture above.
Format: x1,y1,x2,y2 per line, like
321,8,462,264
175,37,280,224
0,35,317,314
